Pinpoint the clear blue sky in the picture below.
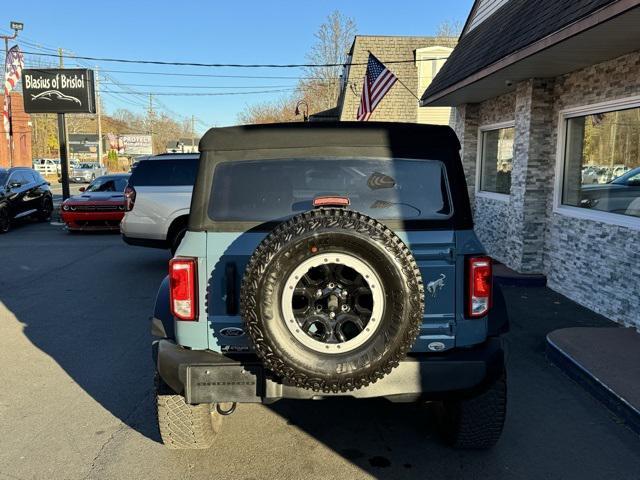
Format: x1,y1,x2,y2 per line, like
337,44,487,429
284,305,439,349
5,0,473,131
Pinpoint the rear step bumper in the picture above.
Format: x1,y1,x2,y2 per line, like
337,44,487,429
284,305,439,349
154,337,504,404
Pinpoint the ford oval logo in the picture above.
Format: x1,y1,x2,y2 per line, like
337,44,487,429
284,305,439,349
219,327,245,337
428,341,446,352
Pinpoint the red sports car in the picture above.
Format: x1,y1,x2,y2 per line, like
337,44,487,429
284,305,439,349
61,174,130,231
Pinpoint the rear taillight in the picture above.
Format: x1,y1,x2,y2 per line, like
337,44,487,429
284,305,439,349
124,185,136,211
169,257,198,321
467,256,492,318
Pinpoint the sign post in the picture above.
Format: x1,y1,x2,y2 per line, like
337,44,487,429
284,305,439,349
21,68,96,199
56,114,70,198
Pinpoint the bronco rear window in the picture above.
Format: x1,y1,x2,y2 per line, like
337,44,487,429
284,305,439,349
208,158,452,222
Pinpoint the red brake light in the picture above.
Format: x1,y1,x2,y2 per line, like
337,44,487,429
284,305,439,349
313,195,350,208
467,256,492,318
124,185,136,211
169,257,198,321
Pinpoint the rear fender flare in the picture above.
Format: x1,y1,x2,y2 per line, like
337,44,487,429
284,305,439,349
152,275,175,340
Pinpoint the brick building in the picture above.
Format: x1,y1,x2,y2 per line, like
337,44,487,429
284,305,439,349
421,0,640,329
337,35,457,123
0,92,32,168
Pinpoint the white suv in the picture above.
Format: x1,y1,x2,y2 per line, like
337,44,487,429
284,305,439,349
120,153,198,254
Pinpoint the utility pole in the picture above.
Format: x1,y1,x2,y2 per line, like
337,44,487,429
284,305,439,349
148,94,154,153
57,47,70,199
191,115,195,151
95,66,103,167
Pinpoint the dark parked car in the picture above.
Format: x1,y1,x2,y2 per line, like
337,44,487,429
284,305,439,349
0,167,53,233
580,166,640,217
60,174,130,232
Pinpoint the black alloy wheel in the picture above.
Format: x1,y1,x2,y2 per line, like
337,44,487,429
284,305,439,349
38,196,53,222
0,206,10,233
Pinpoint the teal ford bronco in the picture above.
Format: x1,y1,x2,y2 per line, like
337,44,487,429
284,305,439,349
151,122,509,450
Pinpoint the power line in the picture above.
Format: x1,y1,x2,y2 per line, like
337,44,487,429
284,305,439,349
22,49,448,69
17,38,212,133
102,88,296,96
76,68,339,80
24,63,340,80
102,82,302,89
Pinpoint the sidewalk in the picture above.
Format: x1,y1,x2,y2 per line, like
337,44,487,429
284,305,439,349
547,327,640,435
493,267,639,436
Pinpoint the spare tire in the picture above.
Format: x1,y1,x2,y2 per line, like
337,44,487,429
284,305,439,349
240,208,424,393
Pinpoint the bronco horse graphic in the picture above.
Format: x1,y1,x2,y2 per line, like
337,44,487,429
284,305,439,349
426,273,446,297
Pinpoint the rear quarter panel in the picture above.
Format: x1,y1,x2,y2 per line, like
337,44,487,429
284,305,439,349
122,185,191,240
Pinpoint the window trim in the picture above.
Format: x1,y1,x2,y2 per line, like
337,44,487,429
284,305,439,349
553,94,640,231
475,120,515,201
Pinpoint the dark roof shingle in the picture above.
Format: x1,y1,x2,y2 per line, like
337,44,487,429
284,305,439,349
421,0,618,102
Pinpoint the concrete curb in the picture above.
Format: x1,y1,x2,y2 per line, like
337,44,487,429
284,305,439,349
493,262,547,287
546,333,640,435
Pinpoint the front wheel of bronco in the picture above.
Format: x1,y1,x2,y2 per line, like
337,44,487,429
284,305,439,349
155,374,223,449
434,372,507,449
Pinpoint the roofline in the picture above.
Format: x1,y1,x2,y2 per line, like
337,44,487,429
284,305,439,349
421,0,637,106
459,0,481,38
352,34,454,39
199,122,460,152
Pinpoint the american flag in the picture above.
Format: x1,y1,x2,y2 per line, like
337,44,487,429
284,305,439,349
356,53,397,121
3,45,24,140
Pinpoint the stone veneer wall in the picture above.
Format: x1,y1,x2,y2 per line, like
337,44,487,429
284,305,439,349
461,93,516,265
544,51,640,329
454,51,640,328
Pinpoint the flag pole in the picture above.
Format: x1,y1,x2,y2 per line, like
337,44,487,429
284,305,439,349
366,50,421,102
3,46,14,167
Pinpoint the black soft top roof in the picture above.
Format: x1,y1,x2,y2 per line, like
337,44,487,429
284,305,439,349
199,122,460,154
189,122,471,232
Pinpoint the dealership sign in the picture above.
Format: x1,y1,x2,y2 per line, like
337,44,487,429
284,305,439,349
22,69,96,114
69,134,100,154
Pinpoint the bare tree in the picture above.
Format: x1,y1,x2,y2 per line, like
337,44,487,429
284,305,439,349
150,112,191,154
237,10,357,124
301,10,357,113
435,20,463,39
237,96,298,125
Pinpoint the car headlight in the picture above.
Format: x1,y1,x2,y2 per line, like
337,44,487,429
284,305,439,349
62,204,69,211
118,205,125,211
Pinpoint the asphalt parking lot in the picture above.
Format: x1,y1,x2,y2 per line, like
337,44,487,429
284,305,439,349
1,222,639,480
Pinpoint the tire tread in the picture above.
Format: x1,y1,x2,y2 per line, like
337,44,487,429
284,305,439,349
240,208,424,393
155,375,222,450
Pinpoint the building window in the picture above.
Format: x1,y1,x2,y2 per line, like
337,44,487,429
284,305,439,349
479,126,514,195
562,105,640,219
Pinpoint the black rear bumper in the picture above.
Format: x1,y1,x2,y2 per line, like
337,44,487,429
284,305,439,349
121,234,169,249
154,337,505,404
